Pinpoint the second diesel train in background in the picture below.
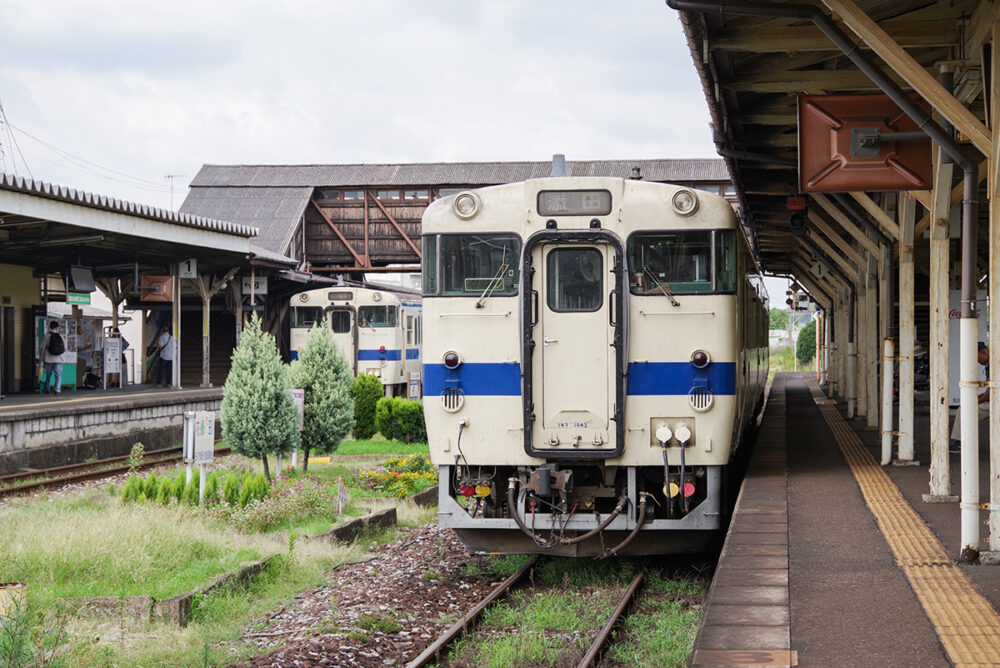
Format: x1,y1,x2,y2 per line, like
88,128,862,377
289,286,422,397
420,170,768,556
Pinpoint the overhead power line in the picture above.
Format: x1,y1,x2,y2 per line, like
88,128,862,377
9,122,170,192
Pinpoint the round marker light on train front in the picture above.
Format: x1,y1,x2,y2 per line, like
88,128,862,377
690,349,710,369
671,188,699,216
443,351,461,370
379,345,386,353
453,191,481,219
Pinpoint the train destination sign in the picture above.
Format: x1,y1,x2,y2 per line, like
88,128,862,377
537,190,612,216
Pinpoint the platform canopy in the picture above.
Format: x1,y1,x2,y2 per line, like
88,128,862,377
0,172,261,276
671,0,985,275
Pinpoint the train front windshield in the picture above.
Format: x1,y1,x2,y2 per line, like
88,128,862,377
628,230,736,294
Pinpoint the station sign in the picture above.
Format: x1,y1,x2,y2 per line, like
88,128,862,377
184,411,216,463
177,259,198,279
67,292,91,305
242,276,268,295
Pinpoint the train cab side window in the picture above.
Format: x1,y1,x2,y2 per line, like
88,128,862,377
422,235,438,296
714,230,737,293
330,310,352,333
357,305,397,327
628,231,713,294
438,233,521,296
291,306,324,328
546,248,603,312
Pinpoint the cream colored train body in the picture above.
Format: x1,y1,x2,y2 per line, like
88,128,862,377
421,176,768,556
289,286,422,396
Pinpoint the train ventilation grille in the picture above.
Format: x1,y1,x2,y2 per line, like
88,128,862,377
440,387,465,413
688,387,714,412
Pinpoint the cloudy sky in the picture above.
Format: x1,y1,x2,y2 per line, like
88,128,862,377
0,1,717,205
0,0,792,298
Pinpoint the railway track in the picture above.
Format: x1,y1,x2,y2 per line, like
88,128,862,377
408,558,648,668
0,445,231,498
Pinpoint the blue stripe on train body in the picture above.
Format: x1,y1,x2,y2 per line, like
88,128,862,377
424,363,521,396
423,361,737,396
290,350,299,361
359,349,402,361
625,362,736,396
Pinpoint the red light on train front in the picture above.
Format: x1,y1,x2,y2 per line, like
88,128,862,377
443,351,461,370
379,345,386,353
691,350,710,369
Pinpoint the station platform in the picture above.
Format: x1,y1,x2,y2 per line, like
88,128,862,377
0,385,222,475
691,372,1000,668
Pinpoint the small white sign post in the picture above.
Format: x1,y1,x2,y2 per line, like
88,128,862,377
289,389,305,468
103,336,122,389
183,410,215,503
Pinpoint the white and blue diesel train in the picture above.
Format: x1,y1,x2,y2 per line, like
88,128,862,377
289,286,422,396
421,174,768,556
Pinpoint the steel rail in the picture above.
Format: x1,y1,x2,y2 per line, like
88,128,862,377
406,555,540,668
577,566,647,668
0,445,184,484
0,447,231,498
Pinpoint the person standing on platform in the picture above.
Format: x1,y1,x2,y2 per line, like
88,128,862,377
39,320,65,395
154,324,175,387
950,342,989,453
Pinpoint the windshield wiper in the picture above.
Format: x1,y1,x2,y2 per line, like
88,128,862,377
644,267,680,307
476,246,510,309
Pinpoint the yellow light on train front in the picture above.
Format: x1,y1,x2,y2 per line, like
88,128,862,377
453,191,481,219
671,188,699,216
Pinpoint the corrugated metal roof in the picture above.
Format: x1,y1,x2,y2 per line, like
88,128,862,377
0,172,259,238
179,186,311,255
189,159,730,188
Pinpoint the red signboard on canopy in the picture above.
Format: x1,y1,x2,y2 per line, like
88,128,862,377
798,94,932,192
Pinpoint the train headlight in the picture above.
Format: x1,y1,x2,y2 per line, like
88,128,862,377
671,188,699,216
298,293,309,302
443,351,462,370
372,291,382,302
690,349,711,369
453,191,482,219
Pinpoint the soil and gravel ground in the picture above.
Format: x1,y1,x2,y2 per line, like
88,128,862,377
232,526,502,667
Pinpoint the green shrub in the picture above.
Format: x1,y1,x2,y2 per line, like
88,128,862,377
203,472,219,502
142,473,159,500
221,473,241,505
289,325,355,472
155,482,171,505
352,374,384,440
221,313,299,482
120,475,141,503
375,397,427,443
169,474,185,502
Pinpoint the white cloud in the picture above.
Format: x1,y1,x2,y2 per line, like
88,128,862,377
0,0,715,209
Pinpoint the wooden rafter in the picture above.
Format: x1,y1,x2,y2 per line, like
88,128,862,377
309,199,366,267
712,19,958,52
366,192,422,259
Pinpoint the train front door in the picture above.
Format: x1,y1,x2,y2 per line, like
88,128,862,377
329,307,357,375
528,242,620,456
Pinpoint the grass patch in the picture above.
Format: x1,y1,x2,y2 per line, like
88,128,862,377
450,632,574,668
0,494,269,601
333,439,429,456
1,481,421,666
605,571,706,668
481,588,615,633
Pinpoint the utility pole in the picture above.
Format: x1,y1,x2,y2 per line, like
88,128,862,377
164,174,184,210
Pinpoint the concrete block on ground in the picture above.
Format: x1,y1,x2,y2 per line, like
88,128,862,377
66,596,154,622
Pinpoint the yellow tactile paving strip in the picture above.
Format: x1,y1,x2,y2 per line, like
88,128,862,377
805,379,1000,667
